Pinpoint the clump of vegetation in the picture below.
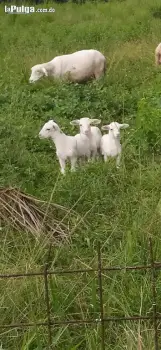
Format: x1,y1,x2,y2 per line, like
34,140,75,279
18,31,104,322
0,187,82,243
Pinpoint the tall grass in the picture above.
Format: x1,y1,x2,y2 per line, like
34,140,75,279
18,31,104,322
1,0,161,348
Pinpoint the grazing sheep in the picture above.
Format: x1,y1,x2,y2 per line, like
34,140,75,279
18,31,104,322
155,43,161,65
101,122,129,168
39,120,91,175
29,49,106,83
70,117,102,160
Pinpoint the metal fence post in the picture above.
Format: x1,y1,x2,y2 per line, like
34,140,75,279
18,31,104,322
44,263,52,349
149,238,159,350
98,242,105,350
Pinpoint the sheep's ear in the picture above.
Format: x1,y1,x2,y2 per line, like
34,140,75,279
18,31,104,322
101,125,110,130
70,120,80,126
119,123,129,129
90,119,101,125
41,67,48,76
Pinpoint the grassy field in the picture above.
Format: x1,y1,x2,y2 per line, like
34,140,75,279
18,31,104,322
1,0,161,348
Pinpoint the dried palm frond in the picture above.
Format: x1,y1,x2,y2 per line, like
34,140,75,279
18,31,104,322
0,187,82,242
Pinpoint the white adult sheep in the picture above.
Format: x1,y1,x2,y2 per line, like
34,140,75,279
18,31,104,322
70,117,102,160
101,122,129,168
39,120,91,175
29,49,107,83
155,43,161,65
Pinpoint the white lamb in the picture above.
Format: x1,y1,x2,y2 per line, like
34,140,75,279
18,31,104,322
70,117,102,160
155,43,161,65
29,49,106,83
39,120,90,175
101,122,129,168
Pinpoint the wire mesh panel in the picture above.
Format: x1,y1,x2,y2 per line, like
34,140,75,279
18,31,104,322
0,238,160,349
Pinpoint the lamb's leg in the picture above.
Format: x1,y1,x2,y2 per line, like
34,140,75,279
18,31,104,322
58,158,66,175
104,154,108,162
87,151,92,163
80,156,86,165
92,151,97,161
79,157,83,166
70,156,77,172
116,153,121,168
94,149,100,161
96,148,101,160
89,149,97,162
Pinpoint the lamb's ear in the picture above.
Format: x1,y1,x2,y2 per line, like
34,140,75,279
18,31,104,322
41,67,48,76
90,119,101,125
70,120,80,126
101,125,110,131
119,123,129,129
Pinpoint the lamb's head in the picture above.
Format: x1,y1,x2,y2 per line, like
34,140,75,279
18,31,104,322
70,117,101,136
29,64,48,83
101,122,129,138
39,120,60,139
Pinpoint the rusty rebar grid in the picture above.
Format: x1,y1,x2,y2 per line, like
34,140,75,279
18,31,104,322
1,263,161,279
1,315,161,329
0,239,161,349
97,242,105,350
149,238,159,350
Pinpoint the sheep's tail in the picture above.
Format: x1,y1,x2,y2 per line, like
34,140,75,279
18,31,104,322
155,50,161,65
104,59,107,74
158,53,161,65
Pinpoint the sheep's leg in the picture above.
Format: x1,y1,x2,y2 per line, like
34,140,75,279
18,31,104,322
94,149,100,161
104,154,108,162
58,158,66,175
95,151,99,161
79,156,88,165
87,151,92,163
70,156,77,172
92,151,96,161
116,153,121,168
96,148,101,160
89,150,97,162
81,156,88,165
79,157,83,165
88,157,91,163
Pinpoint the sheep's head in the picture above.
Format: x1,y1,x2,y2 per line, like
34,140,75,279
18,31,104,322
39,120,59,139
101,122,129,138
29,64,48,83
70,117,101,136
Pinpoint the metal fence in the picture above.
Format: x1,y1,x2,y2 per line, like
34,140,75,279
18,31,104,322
0,238,161,349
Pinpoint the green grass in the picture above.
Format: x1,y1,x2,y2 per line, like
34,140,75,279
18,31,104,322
1,0,161,348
